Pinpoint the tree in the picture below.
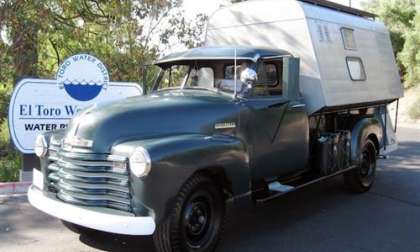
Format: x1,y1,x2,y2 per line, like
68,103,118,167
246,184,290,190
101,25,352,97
0,0,208,181
363,0,418,87
399,11,420,87
0,0,207,85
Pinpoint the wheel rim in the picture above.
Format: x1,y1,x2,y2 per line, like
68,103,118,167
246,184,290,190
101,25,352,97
182,190,214,249
359,143,376,187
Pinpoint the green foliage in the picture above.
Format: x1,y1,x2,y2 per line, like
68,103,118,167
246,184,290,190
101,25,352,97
408,98,420,120
0,118,20,182
0,119,9,150
0,84,12,121
364,0,418,87
0,0,207,85
0,150,21,182
0,0,208,181
399,11,420,87
0,86,19,182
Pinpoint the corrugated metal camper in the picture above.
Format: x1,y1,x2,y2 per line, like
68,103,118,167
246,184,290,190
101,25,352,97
206,0,403,114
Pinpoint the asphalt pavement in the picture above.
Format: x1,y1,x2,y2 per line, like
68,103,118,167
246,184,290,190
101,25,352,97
0,127,419,252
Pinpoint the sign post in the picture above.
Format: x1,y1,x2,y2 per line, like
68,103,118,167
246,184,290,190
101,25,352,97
8,54,143,181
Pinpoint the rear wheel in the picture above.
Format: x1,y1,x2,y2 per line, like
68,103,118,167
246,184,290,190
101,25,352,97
344,139,377,193
153,174,225,252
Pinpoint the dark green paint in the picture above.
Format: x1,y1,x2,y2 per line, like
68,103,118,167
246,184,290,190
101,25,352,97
40,50,311,222
50,86,309,221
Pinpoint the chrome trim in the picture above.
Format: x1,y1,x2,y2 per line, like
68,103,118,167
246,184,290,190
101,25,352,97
129,146,152,177
292,104,306,108
46,150,131,213
28,185,156,236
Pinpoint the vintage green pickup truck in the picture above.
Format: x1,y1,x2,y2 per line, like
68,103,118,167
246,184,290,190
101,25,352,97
28,1,403,252
28,46,394,251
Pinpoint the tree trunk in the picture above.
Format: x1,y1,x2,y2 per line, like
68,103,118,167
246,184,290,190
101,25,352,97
10,17,39,180
11,19,38,84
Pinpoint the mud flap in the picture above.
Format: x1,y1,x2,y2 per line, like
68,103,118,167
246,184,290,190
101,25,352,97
376,105,398,155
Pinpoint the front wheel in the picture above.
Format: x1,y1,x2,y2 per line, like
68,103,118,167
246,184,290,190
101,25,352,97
344,139,377,193
153,174,225,252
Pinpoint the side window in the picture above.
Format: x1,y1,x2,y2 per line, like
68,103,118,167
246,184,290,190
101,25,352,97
254,61,282,96
262,63,279,86
341,28,357,50
221,62,282,96
223,63,278,85
346,57,366,81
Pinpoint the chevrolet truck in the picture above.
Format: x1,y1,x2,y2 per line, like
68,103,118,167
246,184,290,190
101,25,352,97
28,0,403,251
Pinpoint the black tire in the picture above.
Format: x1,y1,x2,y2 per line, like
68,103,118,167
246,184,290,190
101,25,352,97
61,220,96,235
153,174,225,252
344,139,377,193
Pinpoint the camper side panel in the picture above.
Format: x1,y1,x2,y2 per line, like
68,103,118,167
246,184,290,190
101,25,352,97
303,4,403,108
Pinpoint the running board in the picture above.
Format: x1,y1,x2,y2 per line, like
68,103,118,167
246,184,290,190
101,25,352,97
268,181,295,193
256,165,357,204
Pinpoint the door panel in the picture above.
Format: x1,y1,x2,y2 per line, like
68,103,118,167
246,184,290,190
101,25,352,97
245,97,309,179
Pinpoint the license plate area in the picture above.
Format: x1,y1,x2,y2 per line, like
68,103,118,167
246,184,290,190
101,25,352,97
33,169,44,190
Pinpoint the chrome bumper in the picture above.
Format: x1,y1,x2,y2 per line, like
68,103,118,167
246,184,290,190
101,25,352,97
28,185,156,235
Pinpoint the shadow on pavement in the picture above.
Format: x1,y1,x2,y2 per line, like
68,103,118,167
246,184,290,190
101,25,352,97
77,177,349,252
77,129,420,252
79,231,155,252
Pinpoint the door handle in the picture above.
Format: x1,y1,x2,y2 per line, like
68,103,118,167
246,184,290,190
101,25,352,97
268,101,289,108
291,104,306,109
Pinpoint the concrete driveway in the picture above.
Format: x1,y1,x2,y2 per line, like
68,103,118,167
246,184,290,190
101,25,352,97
0,127,419,252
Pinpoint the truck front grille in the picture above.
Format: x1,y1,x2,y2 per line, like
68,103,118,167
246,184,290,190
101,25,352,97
46,147,132,213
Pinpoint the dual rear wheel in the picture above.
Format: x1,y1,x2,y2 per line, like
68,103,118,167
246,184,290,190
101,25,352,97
344,139,377,193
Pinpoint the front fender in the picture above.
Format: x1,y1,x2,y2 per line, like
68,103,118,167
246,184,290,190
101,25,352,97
112,134,249,222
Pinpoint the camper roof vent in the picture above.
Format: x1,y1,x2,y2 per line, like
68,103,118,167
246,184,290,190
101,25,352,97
298,0,376,18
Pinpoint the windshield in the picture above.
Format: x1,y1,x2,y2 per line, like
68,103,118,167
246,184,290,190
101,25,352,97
153,61,254,94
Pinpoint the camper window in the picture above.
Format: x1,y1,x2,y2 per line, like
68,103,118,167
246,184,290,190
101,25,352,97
346,57,366,81
341,28,357,50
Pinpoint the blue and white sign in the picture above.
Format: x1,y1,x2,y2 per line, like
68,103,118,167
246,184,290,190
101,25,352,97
57,54,109,101
9,54,142,154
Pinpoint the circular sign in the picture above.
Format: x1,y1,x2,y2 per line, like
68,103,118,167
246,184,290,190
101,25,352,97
56,54,109,101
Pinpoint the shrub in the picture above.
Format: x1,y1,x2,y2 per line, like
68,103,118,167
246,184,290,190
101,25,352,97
0,119,21,182
0,151,21,182
0,84,12,121
0,119,9,151
408,98,420,120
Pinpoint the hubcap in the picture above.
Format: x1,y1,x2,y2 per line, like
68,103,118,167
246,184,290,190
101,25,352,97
182,193,213,248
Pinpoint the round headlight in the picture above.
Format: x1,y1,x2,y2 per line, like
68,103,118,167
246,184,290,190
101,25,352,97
34,134,48,157
129,147,151,177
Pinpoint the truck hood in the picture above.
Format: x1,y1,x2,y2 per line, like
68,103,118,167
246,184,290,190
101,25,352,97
64,89,240,153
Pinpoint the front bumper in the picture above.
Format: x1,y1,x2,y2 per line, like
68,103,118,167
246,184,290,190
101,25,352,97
28,185,156,235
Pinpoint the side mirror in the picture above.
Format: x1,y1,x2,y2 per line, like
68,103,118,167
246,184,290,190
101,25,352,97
240,67,258,87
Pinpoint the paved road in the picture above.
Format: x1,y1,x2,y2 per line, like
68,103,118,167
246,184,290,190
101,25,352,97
0,127,419,252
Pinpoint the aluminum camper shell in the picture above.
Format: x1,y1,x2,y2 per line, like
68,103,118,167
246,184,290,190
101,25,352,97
205,0,404,114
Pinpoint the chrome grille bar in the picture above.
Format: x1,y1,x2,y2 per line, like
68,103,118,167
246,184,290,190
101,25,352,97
46,149,131,213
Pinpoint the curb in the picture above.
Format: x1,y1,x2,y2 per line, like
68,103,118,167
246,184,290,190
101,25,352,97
0,182,31,195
